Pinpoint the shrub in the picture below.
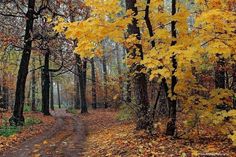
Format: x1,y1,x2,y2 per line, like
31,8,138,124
23,105,31,112
66,107,77,115
25,117,42,126
116,104,134,121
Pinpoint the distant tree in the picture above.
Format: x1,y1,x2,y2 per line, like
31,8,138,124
102,56,108,108
50,72,54,110
57,81,61,109
91,58,97,109
31,57,37,111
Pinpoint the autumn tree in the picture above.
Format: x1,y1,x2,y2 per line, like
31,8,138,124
125,0,153,131
10,0,37,125
165,0,178,136
54,0,236,144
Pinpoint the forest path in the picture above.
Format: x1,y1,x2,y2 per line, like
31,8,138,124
1,109,87,157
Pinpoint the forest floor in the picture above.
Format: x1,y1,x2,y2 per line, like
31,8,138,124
80,109,236,157
0,109,235,157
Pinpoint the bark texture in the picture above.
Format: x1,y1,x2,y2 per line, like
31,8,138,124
41,51,50,116
10,0,36,125
76,55,88,113
91,58,97,109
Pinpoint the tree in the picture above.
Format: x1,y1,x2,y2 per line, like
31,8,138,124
115,44,124,101
54,0,236,144
102,56,108,108
41,50,50,115
57,81,61,109
31,57,37,111
1,54,9,110
74,64,80,109
76,55,88,113
125,0,153,131
50,72,54,110
165,0,178,136
215,58,225,89
10,0,36,125
232,65,236,109
91,58,97,109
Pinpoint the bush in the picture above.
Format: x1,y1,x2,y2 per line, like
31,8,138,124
116,104,134,121
24,104,41,112
25,117,42,126
66,107,77,115
23,105,31,112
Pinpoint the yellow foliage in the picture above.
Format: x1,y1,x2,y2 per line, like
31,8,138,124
228,131,236,146
53,0,236,146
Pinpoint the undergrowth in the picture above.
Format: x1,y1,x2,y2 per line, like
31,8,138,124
116,104,134,121
66,107,77,115
0,116,42,137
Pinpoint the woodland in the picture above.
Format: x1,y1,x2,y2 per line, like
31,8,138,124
0,0,235,156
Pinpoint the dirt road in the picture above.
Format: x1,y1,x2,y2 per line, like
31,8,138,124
0,109,87,157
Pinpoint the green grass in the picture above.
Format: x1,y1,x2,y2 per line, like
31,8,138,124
0,117,42,137
24,104,42,112
66,107,77,115
25,117,42,126
0,117,21,137
0,125,21,137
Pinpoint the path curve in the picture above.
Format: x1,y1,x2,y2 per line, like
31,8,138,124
0,109,87,157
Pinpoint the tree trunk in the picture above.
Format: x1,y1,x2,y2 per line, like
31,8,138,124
2,70,8,110
91,58,97,109
27,80,31,105
144,0,171,124
74,64,80,109
215,58,225,89
50,73,54,110
166,0,178,136
2,84,8,110
102,56,108,108
0,84,2,108
122,47,131,103
76,55,88,113
10,0,36,126
31,57,36,111
57,81,61,108
116,44,123,101
41,51,50,115
38,56,43,108
126,72,132,103
232,65,236,109
125,0,152,131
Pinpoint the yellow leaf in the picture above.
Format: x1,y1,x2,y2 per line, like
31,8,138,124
191,150,199,156
43,140,48,145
